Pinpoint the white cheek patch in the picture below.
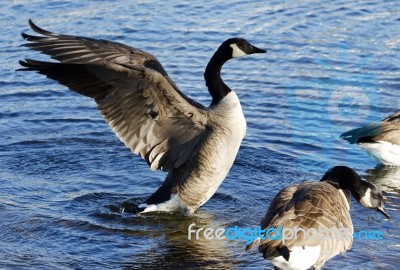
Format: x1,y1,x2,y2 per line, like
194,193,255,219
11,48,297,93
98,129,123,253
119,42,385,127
230,43,247,58
359,188,373,208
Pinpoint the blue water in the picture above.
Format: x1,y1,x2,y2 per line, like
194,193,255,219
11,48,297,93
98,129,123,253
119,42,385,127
1,0,399,269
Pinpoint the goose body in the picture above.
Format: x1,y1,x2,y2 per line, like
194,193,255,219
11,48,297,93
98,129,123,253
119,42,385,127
141,91,247,214
341,112,400,166
19,20,266,216
246,166,390,270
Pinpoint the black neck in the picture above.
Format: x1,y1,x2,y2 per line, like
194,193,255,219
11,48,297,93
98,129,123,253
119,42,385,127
323,175,363,201
204,47,232,105
347,179,368,202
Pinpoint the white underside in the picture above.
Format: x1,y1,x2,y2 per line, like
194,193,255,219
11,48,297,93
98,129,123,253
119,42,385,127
359,141,400,166
138,194,192,215
271,245,321,270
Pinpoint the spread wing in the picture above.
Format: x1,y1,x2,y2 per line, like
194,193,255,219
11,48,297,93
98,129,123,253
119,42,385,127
19,20,211,171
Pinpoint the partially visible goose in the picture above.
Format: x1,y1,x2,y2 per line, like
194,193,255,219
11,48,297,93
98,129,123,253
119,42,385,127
246,166,390,270
18,20,266,216
341,112,400,166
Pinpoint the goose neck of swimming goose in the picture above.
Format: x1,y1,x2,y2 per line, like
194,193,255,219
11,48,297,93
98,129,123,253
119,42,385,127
338,175,363,202
204,48,232,105
347,179,371,203
323,173,363,202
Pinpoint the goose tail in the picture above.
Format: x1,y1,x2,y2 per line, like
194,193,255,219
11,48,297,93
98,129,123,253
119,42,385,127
340,123,383,144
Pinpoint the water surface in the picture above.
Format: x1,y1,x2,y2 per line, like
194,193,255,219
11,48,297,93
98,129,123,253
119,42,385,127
1,0,399,269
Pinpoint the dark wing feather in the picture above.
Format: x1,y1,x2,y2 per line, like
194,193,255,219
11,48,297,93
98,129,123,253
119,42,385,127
341,122,400,145
382,111,400,122
19,20,211,171
21,19,205,109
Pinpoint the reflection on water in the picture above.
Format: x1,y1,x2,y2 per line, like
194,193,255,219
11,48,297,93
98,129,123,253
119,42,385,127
366,165,400,195
366,165,400,221
126,212,236,269
64,193,238,269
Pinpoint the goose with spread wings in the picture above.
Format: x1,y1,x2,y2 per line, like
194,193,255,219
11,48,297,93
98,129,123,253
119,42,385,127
19,20,266,216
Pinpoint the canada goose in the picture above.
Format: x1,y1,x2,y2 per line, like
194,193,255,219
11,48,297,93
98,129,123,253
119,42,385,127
18,20,266,216
341,111,400,166
246,166,390,270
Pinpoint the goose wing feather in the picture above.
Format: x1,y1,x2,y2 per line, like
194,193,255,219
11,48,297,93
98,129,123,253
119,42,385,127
19,20,210,171
251,183,351,256
382,111,400,122
341,122,400,145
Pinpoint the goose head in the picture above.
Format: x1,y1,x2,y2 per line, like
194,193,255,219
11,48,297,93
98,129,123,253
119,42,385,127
204,38,266,105
208,38,266,67
223,38,267,58
320,166,390,219
357,180,391,219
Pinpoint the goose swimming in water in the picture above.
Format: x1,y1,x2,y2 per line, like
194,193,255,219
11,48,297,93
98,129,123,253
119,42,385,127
246,166,390,270
19,20,266,216
341,112,400,166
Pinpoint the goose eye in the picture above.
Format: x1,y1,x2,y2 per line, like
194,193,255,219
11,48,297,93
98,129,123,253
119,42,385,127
371,191,381,200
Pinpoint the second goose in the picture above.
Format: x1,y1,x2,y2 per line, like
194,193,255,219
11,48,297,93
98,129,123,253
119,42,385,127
246,166,390,270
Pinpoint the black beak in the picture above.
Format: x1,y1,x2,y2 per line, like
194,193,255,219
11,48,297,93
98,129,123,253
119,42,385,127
377,206,391,219
250,45,267,54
